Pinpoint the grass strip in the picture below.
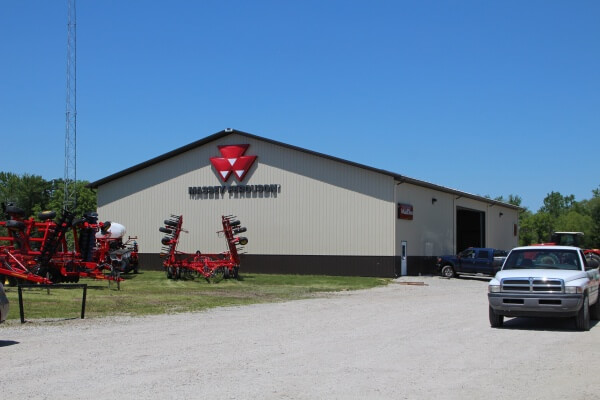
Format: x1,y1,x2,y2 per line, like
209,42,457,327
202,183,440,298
3,271,389,321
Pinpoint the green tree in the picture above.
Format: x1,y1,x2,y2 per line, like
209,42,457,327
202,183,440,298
587,196,600,248
1,172,96,220
519,212,554,246
539,191,575,217
47,179,97,218
555,210,594,247
0,172,52,218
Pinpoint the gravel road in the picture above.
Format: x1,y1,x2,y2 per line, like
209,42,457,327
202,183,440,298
1,276,599,399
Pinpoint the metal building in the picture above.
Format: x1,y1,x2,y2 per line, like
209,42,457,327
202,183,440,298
88,129,520,277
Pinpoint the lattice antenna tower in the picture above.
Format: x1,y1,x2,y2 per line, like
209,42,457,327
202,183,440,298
64,0,77,210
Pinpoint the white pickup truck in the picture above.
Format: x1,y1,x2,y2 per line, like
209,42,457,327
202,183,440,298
488,246,600,331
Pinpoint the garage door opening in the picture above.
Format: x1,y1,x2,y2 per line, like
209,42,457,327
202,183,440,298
456,208,485,252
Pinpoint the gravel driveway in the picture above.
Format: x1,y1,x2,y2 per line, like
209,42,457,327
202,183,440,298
1,276,599,399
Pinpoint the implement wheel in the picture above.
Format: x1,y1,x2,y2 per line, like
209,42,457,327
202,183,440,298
38,210,56,221
164,219,178,227
159,227,173,234
209,267,226,283
6,220,25,231
5,205,25,217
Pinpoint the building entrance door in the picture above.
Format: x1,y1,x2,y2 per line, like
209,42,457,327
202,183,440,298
401,241,407,276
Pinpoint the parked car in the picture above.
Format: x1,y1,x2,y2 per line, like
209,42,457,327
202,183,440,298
0,282,9,323
488,245,600,331
437,247,508,278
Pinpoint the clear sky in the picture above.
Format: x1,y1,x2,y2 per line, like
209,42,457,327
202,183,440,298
1,1,598,212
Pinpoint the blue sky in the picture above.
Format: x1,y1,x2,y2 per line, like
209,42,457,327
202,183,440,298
1,1,598,212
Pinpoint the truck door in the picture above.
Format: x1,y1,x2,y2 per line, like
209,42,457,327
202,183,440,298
474,249,493,275
458,249,476,273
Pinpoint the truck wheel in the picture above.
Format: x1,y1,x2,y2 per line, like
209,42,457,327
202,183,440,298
441,265,455,278
589,295,600,320
575,296,590,331
489,306,504,328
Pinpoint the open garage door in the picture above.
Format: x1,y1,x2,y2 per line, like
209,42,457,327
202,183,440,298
456,208,485,252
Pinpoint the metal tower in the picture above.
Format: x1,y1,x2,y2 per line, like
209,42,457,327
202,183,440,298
64,0,77,210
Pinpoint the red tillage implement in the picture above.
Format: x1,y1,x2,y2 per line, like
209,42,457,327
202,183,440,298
160,215,248,281
533,231,600,268
0,204,137,286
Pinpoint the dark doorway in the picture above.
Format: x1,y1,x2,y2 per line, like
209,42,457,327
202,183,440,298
456,208,485,252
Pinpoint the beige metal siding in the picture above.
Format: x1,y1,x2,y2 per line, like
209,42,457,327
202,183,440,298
97,134,396,257
395,183,454,257
486,207,519,252
395,183,519,256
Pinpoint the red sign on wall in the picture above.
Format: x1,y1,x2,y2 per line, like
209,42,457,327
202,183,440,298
398,203,414,220
210,144,257,182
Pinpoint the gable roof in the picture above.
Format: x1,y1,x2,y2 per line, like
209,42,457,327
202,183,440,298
88,128,521,210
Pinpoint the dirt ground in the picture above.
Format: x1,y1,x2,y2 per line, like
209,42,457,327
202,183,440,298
1,276,599,399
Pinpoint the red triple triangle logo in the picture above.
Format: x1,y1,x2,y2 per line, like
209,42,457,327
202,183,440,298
210,144,257,182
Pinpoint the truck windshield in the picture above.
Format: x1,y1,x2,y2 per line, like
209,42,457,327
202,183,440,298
503,249,581,271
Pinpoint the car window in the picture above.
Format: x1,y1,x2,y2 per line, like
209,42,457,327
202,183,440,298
459,249,474,258
478,250,489,259
503,249,581,271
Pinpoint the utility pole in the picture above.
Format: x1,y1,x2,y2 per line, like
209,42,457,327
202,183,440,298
64,0,77,210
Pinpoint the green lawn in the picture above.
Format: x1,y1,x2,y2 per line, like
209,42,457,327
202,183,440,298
2,271,390,321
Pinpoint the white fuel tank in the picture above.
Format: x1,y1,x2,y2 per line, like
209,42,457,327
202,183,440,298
96,221,126,239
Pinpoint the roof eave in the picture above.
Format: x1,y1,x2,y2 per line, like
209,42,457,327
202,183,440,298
87,128,522,211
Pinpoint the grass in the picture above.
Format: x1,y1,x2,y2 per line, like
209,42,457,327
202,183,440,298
2,271,390,321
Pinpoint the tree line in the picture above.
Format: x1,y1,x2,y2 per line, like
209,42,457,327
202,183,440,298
2,171,600,249
495,188,600,248
0,172,96,219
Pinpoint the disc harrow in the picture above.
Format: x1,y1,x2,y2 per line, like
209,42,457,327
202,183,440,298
159,214,248,282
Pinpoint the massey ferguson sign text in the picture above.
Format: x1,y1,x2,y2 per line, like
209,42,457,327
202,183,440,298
188,144,281,198
210,144,257,182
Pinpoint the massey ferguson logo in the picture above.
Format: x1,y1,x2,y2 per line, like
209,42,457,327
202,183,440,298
210,144,257,182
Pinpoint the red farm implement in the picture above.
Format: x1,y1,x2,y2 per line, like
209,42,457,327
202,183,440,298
0,203,138,287
533,231,600,267
159,214,248,281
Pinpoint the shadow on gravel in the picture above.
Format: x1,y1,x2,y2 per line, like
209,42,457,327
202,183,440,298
454,276,492,282
0,340,20,347
437,275,491,283
500,317,599,332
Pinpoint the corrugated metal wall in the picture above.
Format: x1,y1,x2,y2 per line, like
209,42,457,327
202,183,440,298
97,134,397,258
395,183,519,257
395,183,455,257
